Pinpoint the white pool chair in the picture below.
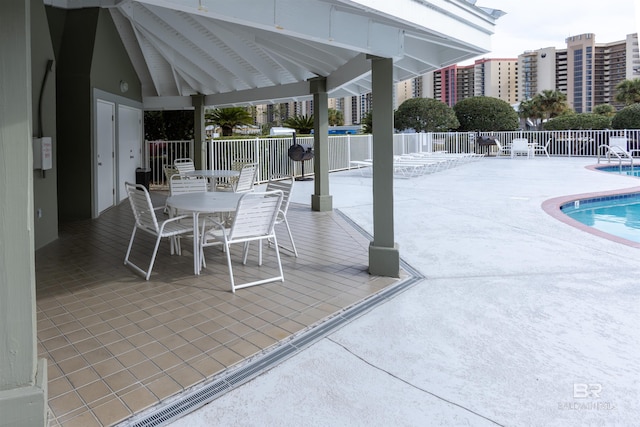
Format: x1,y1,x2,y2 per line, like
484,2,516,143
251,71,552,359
511,138,533,158
124,182,193,280
200,190,284,293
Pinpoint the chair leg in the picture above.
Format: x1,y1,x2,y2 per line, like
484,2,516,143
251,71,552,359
282,217,298,257
145,235,163,280
225,243,236,293
272,234,284,282
124,226,137,266
270,219,298,257
124,227,161,280
242,241,250,265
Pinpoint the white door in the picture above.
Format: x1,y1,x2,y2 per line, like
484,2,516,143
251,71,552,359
118,105,142,203
96,99,115,215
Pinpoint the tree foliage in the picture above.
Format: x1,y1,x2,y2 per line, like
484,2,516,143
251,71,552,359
614,79,640,106
536,90,571,119
543,113,611,130
328,108,344,126
144,110,194,141
283,114,314,134
394,97,459,132
206,107,253,136
518,98,544,129
611,103,640,129
361,111,372,134
453,96,518,131
593,104,616,117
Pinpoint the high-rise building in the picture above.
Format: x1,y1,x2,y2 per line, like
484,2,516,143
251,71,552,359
519,33,640,112
473,58,519,104
421,58,518,106
257,33,640,130
518,47,558,101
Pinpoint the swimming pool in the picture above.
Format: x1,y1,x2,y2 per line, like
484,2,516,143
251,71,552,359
597,165,640,177
561,192,640,243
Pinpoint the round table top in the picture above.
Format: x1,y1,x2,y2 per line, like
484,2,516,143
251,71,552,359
184,169,240,178
166,191,243,213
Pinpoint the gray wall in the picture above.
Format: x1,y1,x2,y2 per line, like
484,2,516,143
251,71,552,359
32,0,58,249
47,6,141,221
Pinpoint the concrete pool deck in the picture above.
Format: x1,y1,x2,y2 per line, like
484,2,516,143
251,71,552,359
169,157,640,427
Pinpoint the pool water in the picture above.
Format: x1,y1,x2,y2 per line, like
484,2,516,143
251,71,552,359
598,165,640,177
561,193,640,243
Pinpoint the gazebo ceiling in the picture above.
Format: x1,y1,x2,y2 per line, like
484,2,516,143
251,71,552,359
43,0,502,108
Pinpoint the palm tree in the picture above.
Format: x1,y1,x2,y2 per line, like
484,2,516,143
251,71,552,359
328,108,344,126
206,107,253,137
283,114,314,134
536,90,570,121
614,79,640,105
518,98,544,130
361,111,372,134
593,104,616,117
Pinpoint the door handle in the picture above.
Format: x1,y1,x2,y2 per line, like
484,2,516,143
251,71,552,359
98,162,103,166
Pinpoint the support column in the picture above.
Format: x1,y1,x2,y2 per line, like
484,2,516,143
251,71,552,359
0,1,48,426
192,94,206,169
368,57,400,277
310,77,332,211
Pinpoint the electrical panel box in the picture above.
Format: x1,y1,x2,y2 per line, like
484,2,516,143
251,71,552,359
33,137,53,170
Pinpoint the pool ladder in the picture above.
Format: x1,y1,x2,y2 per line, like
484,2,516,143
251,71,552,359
597,144,634,172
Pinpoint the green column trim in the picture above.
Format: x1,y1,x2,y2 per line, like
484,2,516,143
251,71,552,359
192,94,206,169
310,77,332,211
369,56,400,277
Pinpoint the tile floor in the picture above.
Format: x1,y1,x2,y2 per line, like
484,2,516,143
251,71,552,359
36,191,402,426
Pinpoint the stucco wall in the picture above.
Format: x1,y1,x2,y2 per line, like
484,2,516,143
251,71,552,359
49,7,141,221
32,0,58,249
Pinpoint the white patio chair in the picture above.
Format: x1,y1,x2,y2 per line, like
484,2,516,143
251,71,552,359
604,136,633,164
233,162,258,193
168,174,208,216
124,182,193,280
163,164,179,185
511,138,532,158
169,174,208,196
533,138,551,158
495,140,511,157
266,175,298,257
609,136,629,155
200,190,284,293
174,158,195,174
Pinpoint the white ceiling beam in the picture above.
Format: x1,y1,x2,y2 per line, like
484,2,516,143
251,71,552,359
204,81,311,107
121,5,234,92
133,0,405,57
135,24,228,93
145,5,260,87
143,95,194,110
255,37,339,76
191,16,284,86
325,53,371,92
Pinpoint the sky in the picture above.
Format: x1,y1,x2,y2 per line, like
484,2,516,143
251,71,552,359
463,0,640,63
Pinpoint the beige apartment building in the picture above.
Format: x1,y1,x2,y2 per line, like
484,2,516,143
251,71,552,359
253,33,639,127
414,58,518,107
519,33,639,112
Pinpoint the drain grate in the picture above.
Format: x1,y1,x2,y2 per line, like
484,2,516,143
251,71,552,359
120,209,425,427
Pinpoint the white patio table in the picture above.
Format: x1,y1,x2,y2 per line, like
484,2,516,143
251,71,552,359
183,169,240,191
166,191,243,275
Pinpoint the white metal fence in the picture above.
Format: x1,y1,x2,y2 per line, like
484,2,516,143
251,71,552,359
144,130,640,187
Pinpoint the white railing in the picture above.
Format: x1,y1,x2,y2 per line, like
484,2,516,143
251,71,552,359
145,130,640,187
146,140,193,186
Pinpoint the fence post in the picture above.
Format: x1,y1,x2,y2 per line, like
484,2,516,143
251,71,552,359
347,134,352,169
